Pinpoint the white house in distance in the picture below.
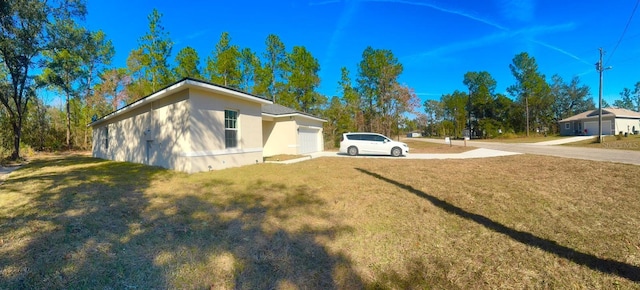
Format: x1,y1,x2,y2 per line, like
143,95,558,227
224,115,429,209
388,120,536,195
90,78,325,173
558,107,640,136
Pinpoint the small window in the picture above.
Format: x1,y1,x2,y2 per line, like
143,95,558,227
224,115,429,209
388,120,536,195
104,126,109,149
225,110,238,148
564,123,570,130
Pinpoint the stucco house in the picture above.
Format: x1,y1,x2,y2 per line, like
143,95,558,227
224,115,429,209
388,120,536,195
558,108,640,136
90,78,325,173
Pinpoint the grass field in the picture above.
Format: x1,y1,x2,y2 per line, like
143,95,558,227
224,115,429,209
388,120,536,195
473,135,565,143
1,153,639,288
563,135,640,151
402,139,473,153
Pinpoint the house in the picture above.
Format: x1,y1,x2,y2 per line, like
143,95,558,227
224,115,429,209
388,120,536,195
558,108,640,136
262,103,326,156
89,78,326,173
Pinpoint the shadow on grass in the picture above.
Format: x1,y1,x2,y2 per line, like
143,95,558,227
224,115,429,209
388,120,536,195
0,156,362,288
355,168,640,283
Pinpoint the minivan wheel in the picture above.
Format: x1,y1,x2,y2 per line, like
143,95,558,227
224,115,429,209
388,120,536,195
391,147,402,157
347,146,358,156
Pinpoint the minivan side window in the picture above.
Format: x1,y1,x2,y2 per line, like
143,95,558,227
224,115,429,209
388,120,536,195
372,135,385,142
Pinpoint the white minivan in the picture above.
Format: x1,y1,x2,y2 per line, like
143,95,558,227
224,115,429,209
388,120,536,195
339,132,409,157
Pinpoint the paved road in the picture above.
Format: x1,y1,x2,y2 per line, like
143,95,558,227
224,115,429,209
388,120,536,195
410,138,640,166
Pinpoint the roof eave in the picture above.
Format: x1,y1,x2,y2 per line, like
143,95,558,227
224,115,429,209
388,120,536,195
88,79,273,127
261,112,327,123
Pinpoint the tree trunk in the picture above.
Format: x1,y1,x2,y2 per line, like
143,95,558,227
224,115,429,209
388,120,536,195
11,121,21,160
525,95,530,137
66,92,71,150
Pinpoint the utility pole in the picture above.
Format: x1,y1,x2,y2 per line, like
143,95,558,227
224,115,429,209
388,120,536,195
595,48,612,143
468,90,472,138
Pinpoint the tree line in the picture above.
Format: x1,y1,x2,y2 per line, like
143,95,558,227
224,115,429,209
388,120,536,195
2,0,639,160
413,52,640,139
0,1,418,159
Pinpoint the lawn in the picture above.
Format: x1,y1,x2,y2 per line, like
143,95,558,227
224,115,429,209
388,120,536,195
402,139,474,153
474,135,565,143
563,135,640,151
1,153,639,288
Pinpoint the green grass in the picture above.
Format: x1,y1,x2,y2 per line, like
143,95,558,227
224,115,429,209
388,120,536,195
563,135,640,151
1,153,640,288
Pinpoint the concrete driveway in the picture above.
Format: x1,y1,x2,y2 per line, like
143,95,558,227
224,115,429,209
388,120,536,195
409,137,640,166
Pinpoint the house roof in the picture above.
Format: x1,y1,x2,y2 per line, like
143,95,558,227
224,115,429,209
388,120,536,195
89,77,273,127
262,103,327,122
559,107,640,122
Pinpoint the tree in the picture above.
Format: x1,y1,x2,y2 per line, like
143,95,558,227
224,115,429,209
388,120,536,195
634,82,640,112
507,52,551,136
614,87,635,110
95,68,130,111
138,9,173,93
281,46,323,113
125,48,150,102
206,32,240,87
255,34,286,100
338,67,360,131
441,91,468,138
550,75,593,124
41,20,86,149
78,29,114,148
423,99,444,136
386,83,420,138
463,71,497,136
173,46,201,79
356,47,403,133
238,48,260,92
323,96,350,147
0,0,86,158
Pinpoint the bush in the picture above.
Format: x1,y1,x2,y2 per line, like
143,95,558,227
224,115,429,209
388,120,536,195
497,132,519,139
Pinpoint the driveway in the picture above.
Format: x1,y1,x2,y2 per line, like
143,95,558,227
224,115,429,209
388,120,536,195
409,138,640,166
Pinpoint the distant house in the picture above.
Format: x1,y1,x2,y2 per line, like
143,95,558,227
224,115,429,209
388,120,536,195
89,78,325,173
406,132,422,138
558,108,640,136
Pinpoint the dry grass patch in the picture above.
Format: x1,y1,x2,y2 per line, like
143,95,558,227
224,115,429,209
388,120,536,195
480,135,564,143
563,135,640,151
264,154,308,162
1,153,639,288
403,139,474,153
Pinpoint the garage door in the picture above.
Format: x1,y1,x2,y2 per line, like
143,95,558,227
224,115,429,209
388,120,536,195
298,127,320,154
584,121,611,135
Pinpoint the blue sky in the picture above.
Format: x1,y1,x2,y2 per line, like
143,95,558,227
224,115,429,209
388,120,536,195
83,0,640,109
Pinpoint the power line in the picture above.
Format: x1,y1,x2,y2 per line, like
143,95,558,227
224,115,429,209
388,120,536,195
605,0,640,65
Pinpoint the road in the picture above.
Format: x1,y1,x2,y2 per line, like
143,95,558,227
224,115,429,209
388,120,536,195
410,138,640,166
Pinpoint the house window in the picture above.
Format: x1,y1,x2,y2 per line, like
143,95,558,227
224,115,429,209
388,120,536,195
565,123,570,130
104,126,109,149
225,110,238,148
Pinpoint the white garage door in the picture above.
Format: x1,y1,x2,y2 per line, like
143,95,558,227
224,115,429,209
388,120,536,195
584,121,611,135
298,127,320,154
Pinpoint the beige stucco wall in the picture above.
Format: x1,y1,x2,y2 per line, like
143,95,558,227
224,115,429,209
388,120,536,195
262,118,298,156
615,118,640,134
185,88,264,173
92,91,190,171
262,116,325,156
